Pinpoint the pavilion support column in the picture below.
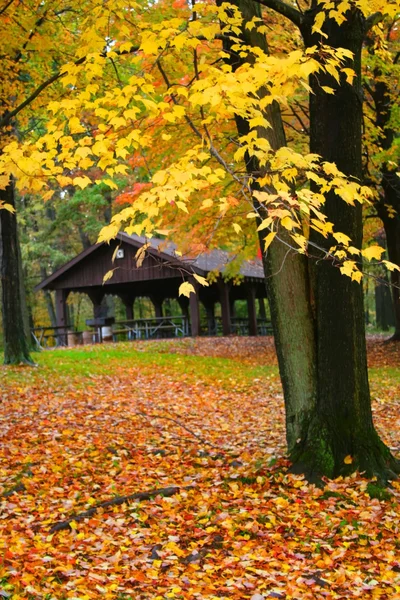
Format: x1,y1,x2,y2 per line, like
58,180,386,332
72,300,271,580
55,289,69,346
247,286,258,336
87,290,105,319
203,301,215,336
150,295,163,318
178,297,190,336
258,297,267,320
218,279,231,336
120,294,135,321
189,283,201,337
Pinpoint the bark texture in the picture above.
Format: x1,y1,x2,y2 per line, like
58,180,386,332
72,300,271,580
226,1,399,481
226,0,317,452
0,179,33,364
370,74,400,339
291,10,399,480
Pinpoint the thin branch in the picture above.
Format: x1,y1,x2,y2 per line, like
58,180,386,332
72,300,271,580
49,485,195,533
137,410,221,449
0,45,139,129
252,0,304,28
365,12,383,33
0,0,14,15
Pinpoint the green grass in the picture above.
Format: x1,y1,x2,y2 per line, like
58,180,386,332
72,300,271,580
0,341,397,393
0,342,279,389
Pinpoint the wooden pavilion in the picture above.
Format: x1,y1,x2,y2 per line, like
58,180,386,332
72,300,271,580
35,233,270,341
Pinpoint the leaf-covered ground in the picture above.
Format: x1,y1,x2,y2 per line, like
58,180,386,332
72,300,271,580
0,337,399,600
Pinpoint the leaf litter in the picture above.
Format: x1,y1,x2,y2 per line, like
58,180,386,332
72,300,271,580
0,337,399,599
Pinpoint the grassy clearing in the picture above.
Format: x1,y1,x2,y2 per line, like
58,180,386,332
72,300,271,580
0,341,279,389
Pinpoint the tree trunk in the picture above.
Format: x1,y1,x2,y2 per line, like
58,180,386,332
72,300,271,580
0,179,33,364
40,267,57,329
380,188,400,340
225,0,318,452
292,11,399,480
371,73,400,339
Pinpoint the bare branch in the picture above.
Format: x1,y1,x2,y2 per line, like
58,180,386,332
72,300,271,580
0,0,14,15
49,485,195,533
0,46,139,129
252,0,304,28
365,12,383,33
137,410,221,449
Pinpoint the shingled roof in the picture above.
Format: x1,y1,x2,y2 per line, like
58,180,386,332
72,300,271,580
126,234,265,279
36,232,265,291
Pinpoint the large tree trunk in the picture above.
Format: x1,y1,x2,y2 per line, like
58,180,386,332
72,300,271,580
0,179,33,364
292,11,399,479
227,0,317,452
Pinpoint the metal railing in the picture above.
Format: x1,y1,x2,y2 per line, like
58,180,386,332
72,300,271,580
112,315,190,341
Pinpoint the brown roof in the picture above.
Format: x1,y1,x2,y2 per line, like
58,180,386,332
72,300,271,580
35,233,265,291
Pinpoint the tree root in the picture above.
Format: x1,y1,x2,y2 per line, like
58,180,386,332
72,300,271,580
49,484,195,533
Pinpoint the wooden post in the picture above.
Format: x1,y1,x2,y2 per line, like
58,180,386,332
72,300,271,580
55,289,69,345
218,279,231,336
247,286,258,336
120,294,135,321
55,289,69,328
151,295,163,318
258,297,267,320
189,281,200,337
203,301,215,335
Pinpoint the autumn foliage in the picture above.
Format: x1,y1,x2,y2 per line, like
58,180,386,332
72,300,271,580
0,338,399,599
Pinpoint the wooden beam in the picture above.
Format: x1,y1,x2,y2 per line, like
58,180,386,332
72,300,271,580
247,286,258,336
189,281,200,337
218,279,231,336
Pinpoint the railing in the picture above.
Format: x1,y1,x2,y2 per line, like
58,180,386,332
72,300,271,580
31,325,79,348
32,317,273,347
202,317,273,336
112,315,190,341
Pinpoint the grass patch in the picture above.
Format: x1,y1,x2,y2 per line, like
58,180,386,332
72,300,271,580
0,342,279,389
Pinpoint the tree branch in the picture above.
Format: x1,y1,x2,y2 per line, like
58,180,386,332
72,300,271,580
0,45,140,130
365,12,383,33
252,0,303,28
49,485,195,533
0,0,14,15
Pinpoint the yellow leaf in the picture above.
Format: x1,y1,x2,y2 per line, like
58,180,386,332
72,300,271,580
73,176,92,189
342,68,356,85
333,232,352,246
193,274,209,287
98,223,119,243
233,223,242,234
103,269,116,284
362,245,385,261
382,260,400,272
257,217,273,232
263,231,277,251
321,86,336,94
0,202,15,213
201,199,213,209
179,281,195,297
176,201,188,213
340,260,356,278
344,455,353,464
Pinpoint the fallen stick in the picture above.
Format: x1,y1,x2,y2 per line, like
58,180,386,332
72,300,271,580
50,485,193,533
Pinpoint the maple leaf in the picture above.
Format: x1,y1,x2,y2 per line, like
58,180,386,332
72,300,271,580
179,281,195,297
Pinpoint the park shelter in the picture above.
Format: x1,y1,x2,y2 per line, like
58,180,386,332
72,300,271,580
35,233,269,338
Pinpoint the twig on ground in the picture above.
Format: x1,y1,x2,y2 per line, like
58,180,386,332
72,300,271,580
49,485,195,533
136,409,222,450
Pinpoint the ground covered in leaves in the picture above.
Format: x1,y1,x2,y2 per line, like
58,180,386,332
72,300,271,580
0,337,399,600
